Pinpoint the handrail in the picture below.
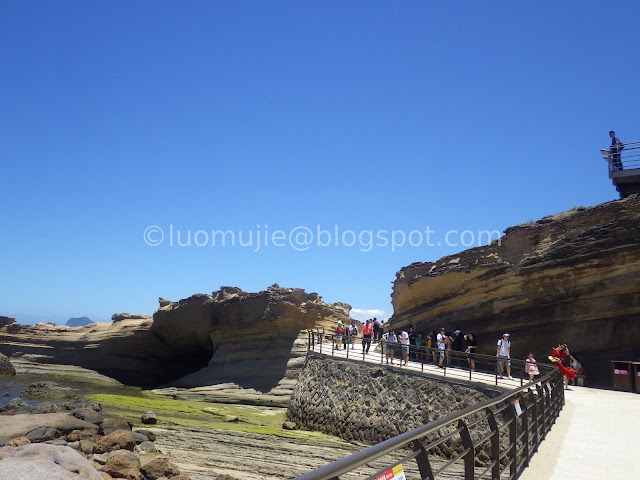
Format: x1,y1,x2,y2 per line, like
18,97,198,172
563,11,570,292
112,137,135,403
601,140,640,171
298,330,565,480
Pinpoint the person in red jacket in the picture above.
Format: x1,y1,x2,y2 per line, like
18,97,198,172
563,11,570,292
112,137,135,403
361,319,373,354
549,343,577,390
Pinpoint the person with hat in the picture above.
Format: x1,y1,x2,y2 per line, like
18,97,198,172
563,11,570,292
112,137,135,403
496,333,513,379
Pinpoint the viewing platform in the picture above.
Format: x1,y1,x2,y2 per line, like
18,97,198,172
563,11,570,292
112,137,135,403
602,141,640,198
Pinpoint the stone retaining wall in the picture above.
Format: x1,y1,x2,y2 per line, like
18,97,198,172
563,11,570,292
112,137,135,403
288,354,503,446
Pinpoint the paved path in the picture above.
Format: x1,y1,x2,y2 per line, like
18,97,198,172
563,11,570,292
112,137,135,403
519,386,640,480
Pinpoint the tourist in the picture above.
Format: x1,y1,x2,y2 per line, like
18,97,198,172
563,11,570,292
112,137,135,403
399,329,410,366
361,319,373,354
384,330,397,365
452,329,463,367
569,355,583,385
436,328,447,368
334,322,345,350
464,333,477,370
415,332,425,362
496,333,512,379
408,326,417,360
372,318,381,343
377,320,384,342
429,331,438,364
608,130,624,171
347,320,358,349
549,343,576,390
524,352,540,382
444,331,453,366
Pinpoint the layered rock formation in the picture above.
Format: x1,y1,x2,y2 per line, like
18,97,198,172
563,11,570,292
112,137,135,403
388,196,640,386
0,286,349,399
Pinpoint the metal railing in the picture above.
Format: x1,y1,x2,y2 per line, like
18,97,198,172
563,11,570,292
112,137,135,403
299,330,564,480
308,330,550,388
602,140,640,173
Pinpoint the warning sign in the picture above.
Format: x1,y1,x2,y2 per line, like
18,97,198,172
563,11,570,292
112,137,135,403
376,464,406,480
514,399,523,416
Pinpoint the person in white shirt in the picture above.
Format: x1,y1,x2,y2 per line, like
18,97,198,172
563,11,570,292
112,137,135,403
496,333,512,379
384,330,398,365
399,330,410,365
436,327,447,368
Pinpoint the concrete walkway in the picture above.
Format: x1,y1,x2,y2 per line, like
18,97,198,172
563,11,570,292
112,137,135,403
519,386,640,480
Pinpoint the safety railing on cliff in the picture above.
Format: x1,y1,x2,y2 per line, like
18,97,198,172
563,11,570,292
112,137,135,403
299,331,564,480
307,331,548,388
602,140,640,174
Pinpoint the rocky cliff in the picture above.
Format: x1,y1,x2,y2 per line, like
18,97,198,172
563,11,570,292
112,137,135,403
0,285,349,400
388,196,640,386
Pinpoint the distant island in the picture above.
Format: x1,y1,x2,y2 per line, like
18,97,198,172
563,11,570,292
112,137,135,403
65,317,94,327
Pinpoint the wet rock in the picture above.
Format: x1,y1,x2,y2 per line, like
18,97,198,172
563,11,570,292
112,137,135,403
1,398,30,415
21,381,74,399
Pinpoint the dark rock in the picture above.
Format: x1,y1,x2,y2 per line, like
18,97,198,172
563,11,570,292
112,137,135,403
131,431,149,444
66,317,94,327
1,398,30,415
99,418,131,436
133,429,156,442
141,410,157,424
26,427,61,442
0,352,16,376
71,407,104,425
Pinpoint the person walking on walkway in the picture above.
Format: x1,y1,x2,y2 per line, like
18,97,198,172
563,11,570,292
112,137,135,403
464,333,477,370
550,343,577,390
496,333,513,379
384,330,397,365
361,319,373,354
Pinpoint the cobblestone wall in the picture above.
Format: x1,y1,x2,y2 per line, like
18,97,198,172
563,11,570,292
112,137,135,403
288,355,503,447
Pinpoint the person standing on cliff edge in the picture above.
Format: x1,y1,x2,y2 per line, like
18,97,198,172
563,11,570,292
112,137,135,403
609,130,624,171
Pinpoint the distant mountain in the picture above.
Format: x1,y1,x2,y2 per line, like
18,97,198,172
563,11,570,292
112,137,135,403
65,317,94,327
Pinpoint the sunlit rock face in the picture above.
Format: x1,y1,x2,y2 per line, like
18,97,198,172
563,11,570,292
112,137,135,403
0,285,350,396
389,196,640,386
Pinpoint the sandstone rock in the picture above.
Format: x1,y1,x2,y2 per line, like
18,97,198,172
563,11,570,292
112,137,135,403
0,443,103,480
93,430,136,454
100,419,132,436
21,381,74,399
111,313,153,323
0,352,16,376
0,413,95,446
7,437,29,447
141,457,181,480
389,196,640,386
103,450,142,480
80,439,95,455
141,410,157,424
30,402,60,414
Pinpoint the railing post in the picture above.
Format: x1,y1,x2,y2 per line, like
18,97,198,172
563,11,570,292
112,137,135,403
457,418,475,480
485,407,501,480
519,393,530,468
506,400,518,480
528,389,539,454
412,440,435,480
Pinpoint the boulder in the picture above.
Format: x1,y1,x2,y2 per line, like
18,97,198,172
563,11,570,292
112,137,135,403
133,429,156,442
0,443,103,480
25,427,60,443
0,352,16,376
71,407,104,425
141,410,157,424
66,427,99,442
103,450,142,480
30,402,60,414
0,414,96,447
136,441,157,453
140,457,181,480
1,399,30,415
93,430,136,454
99,419,131,436
7,437,29,447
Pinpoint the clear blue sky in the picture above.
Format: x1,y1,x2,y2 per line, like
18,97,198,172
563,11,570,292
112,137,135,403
1,1,638,324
